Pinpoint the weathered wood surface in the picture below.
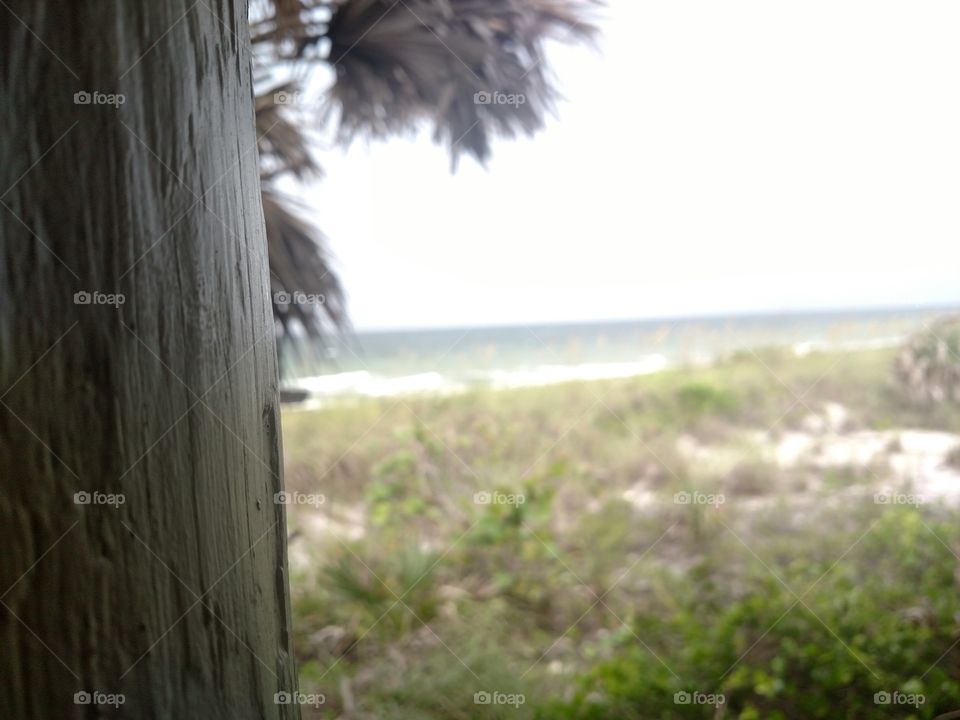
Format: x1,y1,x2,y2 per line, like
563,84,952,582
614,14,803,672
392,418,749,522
0,1,300,717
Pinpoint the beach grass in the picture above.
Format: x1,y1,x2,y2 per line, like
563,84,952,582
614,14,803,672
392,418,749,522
283,346,960,718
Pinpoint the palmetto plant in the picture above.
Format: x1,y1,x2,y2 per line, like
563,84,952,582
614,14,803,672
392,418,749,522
896,315,960,404
251,0,599,340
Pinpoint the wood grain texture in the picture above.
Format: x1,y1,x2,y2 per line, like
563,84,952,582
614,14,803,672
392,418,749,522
0,1,301,717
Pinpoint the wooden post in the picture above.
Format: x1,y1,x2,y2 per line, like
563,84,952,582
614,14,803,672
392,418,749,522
0,2,301,717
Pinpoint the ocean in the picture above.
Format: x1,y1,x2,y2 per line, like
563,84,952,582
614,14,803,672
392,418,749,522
283,307,957,402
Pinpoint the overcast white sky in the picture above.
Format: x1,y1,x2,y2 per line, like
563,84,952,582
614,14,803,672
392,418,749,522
302,0,960,331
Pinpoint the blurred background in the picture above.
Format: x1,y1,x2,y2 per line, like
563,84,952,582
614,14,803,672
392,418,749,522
264,1,960,717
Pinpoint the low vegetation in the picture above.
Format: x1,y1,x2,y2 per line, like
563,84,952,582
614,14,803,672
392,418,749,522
284,347,960,718
897,315,960,404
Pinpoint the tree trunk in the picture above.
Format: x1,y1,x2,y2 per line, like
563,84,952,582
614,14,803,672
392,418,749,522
0,2,300,718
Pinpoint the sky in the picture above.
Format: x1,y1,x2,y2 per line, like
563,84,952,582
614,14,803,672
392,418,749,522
299,0,960,331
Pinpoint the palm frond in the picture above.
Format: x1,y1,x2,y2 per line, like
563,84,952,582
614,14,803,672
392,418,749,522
262,187,347,338
255,78,345,340
256,82,321,181
323,0,600,164
251,0,599,346
254,2,348,343
251,0,331,57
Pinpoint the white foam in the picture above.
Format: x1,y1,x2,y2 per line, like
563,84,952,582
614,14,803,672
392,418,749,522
290,370,463,399
288,355,669,400
484,356,669,390
793,335,906,356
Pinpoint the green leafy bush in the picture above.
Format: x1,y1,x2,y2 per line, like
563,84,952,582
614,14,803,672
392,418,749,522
675,382,741,419
540,509,960,719
897,316,960,404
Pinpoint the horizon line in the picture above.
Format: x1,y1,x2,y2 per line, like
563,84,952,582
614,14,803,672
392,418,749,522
347,301,960,335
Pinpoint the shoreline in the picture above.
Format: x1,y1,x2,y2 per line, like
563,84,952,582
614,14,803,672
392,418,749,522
282,335,909,408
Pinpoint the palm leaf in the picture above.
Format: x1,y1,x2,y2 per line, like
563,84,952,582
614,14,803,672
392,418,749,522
323,0,600,164
256,83,321,181
252,0,600,345
262,187,347,337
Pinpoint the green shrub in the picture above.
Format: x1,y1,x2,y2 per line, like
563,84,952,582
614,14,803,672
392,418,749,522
675,382,740,419
896,316,960,404
541,509,960,719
